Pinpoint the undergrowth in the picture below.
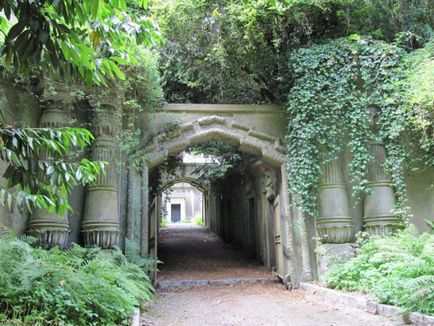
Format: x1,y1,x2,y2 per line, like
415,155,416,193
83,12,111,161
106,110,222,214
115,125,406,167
194,215,204,226
0,235,154,325
326,227,434,315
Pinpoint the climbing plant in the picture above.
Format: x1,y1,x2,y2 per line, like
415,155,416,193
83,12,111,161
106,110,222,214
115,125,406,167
285,37,408,216
188,141,253,182
118,47,164,171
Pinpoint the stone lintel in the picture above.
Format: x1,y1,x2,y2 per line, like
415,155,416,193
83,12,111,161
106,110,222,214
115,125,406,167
158,103,284,114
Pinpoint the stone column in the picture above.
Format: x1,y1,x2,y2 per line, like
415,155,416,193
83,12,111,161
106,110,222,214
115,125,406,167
82,103,120,249
317,156,353,243
363,142,398,235
26,103,70,248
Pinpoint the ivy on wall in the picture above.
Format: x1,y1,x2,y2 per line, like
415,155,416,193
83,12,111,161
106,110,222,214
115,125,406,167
285,36,418,216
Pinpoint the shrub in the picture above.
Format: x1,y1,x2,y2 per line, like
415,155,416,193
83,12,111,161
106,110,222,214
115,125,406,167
0,235,154,325
194,215,204,226
326,227,434,315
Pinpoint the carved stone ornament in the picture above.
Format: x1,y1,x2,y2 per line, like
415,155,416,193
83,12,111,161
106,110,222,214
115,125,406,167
26,102,70,248
262,168,277,201
81,103,120,249
316,155,353,244
363,142,399,235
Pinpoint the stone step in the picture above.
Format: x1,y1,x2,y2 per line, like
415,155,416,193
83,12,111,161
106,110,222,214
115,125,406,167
157,277,273,289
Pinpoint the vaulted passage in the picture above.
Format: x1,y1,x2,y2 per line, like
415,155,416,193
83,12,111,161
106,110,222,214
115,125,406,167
149,146,284,284
140,110,306,286
158,225,270,281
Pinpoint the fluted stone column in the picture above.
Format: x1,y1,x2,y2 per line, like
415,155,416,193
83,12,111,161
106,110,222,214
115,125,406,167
317,156,353,243
363,142,399,235
27,103,70,247
82,103,120,249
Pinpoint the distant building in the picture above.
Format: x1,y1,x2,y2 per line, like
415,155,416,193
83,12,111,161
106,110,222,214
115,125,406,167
162,182,203,223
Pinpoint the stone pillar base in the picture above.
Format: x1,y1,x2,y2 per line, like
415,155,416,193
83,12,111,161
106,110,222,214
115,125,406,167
316,243,356,285
27,217,69,248
317,216,353,243
82,223,120,249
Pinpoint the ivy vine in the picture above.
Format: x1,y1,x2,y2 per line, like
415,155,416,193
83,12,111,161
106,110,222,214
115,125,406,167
285,36,417,216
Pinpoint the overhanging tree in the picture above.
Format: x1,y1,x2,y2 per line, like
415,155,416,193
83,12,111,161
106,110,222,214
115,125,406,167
0,0,161,214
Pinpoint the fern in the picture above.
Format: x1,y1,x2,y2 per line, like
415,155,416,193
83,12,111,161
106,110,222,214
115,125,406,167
326,227,434,315
0,237,154,325
124,238,157,273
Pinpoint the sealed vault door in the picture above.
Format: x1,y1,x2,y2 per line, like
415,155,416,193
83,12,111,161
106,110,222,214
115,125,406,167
273,195,284,278
171,204,181,223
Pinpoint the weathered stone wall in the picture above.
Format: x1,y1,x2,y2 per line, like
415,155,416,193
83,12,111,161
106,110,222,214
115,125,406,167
1,81,433,285
406,168,434,232
138,104,287,145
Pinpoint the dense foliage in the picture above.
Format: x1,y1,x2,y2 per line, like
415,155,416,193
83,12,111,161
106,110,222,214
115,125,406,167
188,141,253,182
0,127,105,214
0,0,161,85
0,235,154,325
399,41,434,168
123,47,165,112
150,0,433,104
326,228,434,315
286,37,433,216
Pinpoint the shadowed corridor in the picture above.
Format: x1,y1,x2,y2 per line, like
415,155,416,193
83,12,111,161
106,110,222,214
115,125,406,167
157,225,271,281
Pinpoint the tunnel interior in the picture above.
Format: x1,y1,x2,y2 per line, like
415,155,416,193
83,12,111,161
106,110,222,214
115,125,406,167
148,142,284,281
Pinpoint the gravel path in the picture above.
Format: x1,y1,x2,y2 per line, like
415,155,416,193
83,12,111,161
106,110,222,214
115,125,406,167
146,225,396,326
143,283,396,326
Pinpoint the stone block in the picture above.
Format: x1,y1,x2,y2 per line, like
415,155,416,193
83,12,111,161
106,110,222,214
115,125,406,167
316,243,356,285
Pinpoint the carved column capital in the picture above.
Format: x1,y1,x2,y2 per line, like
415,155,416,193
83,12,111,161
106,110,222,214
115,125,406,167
40,77,78,104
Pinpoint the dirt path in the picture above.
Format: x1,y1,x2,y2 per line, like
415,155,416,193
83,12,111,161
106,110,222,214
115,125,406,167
143,282,396,326
157,225,271,281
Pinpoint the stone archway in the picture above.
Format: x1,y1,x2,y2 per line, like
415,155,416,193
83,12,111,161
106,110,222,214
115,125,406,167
142,115,286,169
160,177,208,225
137,115,303,286
161,177,209,194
